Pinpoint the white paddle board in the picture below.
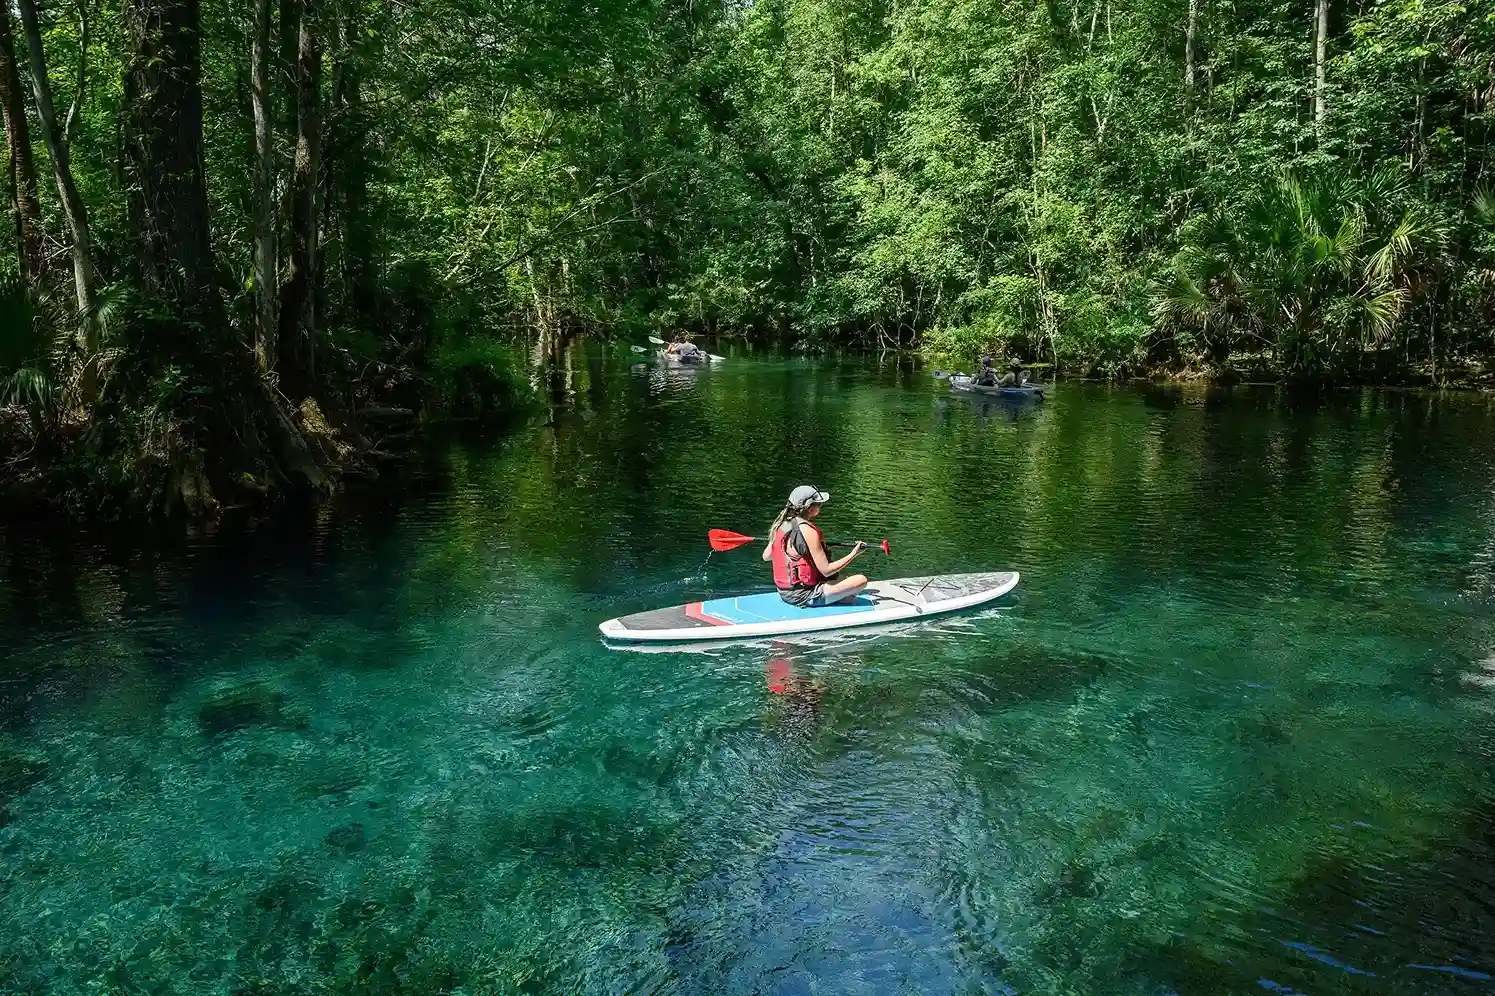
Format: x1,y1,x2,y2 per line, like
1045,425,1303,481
599,572,1018,643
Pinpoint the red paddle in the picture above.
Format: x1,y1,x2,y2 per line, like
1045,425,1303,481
708,528,891,556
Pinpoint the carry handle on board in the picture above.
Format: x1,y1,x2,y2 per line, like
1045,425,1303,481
708,529,891,556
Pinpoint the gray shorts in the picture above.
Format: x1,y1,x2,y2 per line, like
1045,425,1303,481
779,584,829,608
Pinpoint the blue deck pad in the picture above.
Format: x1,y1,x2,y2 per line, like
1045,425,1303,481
698,591,879,625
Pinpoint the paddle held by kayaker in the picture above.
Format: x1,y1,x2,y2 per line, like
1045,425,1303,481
761,485,869,607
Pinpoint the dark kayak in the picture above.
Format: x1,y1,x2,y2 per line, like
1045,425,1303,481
949,375,1044,400
657,350,714,366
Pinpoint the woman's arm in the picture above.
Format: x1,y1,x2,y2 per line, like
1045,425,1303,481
803,527,861,577
762,531,775,561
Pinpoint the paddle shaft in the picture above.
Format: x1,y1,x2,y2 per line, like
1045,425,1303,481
708,529,889,555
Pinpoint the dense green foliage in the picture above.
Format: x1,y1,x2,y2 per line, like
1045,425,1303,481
3,0,1495,511
695,0,1495,378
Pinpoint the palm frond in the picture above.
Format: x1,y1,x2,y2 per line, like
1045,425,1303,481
1150,246,1232,327
0,275,43,373
1151,273,1211,326
1283,175,1320,239
1360,165,1409,214
1359,287,1407,344
89,282,138,345
1,367,55,413
1324,212,1365,276
1365,208,1432,287
1473,187,1495,225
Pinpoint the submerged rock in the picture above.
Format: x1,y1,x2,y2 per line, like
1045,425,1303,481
0,751,47,826
325,822,367,853
196,683,307,738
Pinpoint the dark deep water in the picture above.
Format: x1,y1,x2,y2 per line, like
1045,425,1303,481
3,350,1495,994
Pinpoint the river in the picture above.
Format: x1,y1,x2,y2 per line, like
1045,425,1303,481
2,349,1494,993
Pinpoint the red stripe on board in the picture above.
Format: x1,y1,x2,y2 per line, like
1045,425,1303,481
685,602,730,626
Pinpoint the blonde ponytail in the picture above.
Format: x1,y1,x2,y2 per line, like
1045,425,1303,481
767,502,796,537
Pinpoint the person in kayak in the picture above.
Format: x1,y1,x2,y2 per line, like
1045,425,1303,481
761,485,869,607
975,355,999,387
997,357,1029,388
666,335,703,362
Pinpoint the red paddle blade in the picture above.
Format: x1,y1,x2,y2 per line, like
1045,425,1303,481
708,529,757,552
880,540,891,556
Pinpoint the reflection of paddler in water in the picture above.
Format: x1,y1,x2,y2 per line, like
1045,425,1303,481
765,653,826,733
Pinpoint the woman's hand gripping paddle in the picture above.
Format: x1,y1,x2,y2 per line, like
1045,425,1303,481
708,529,890,556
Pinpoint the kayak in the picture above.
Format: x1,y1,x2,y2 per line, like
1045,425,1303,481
599,571,1019,643
949,376,1044,399
657,350,714,367
949,375,1044,400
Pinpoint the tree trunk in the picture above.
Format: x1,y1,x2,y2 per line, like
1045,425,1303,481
16,0,98,339
251,0,277,371
0,4,43,282
278,0,299,132
63,0,90,146
1313,0,1329,134
1184,0,1199,89
278,0,320,402
123,0,331,510
122,0,222,319
329,13,375,326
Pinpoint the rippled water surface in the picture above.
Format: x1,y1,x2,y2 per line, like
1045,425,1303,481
4,352,1495,994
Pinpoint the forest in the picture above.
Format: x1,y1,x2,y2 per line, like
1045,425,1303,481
2,0,1494,514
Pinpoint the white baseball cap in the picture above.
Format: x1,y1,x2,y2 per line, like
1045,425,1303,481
789,485,830,510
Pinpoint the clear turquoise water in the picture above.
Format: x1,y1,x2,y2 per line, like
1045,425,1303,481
2,352,1495,994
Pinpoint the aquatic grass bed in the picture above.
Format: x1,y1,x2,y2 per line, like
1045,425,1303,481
2,359,1494,993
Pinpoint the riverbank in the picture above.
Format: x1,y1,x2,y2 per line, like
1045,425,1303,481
920,348,1495,391
9,339,1495,523
0,326,538,521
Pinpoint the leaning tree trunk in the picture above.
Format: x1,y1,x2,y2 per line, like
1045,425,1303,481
1313,0,1329,135
16,0,97,339
0,4,43,283
250,0,277,371
278,0,320,402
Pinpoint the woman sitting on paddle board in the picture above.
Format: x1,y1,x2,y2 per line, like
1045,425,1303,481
761,485,868,607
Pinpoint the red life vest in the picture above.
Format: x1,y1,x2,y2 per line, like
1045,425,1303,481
771,520,828,590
